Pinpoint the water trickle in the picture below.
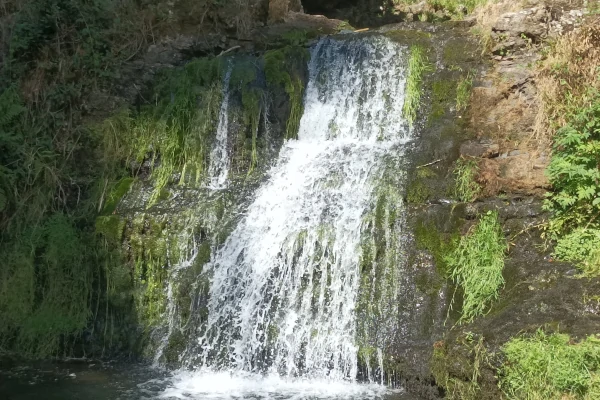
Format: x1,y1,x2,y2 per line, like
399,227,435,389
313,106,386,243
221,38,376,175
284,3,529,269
207,63,234,189
162,35,413,397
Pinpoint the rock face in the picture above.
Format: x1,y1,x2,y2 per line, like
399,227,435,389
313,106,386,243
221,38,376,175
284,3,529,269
493,7,549,41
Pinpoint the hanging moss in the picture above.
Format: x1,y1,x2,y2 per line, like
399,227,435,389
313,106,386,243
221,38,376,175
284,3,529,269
99,57,225,206
264,46,308,140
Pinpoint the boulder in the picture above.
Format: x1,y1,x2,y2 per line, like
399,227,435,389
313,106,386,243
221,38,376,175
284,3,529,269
493,7,549,41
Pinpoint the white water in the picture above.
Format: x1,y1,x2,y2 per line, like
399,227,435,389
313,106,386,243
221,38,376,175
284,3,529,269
207,64,234,189
162,35,412,398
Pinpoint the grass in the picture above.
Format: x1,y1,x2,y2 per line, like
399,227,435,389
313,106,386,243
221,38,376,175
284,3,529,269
445,211,506,323
453,157,481,202
403,45,431,125
432,334,490,400
500,330,600,400
456,74,473,111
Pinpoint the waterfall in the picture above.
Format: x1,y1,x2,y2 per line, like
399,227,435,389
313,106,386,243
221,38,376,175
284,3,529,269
207,63,234,189
161,35,413,398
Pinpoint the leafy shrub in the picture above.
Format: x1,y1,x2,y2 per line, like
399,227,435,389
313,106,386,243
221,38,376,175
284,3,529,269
544,93,600,274
501,330,600,399
445,211,506,323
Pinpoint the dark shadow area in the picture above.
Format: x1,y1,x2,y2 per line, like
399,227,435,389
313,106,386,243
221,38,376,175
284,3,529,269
302,0,407,28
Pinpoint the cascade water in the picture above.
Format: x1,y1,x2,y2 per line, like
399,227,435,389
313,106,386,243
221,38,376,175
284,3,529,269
207,63,234,189
161,35,413,399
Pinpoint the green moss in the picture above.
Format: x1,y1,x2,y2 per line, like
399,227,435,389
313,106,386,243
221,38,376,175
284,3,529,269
407,179,432,203
443,38,477,65
414,220,457,276
431,79,456,120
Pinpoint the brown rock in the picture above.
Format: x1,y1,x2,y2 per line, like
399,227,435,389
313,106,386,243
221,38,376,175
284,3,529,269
460,141,500,158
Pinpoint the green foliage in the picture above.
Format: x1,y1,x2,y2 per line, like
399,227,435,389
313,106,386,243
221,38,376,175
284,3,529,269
553,228,600,276
544,93,600,275
453,157,481,202
0,213,93,357
264,46,308,140
403,45,431,125
501,330,600,399
99,57,224,205
456,74,473,111
0,0,172,357
445,211,506,323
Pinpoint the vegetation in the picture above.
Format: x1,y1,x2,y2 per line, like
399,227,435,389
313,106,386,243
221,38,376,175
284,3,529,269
0,0,286,358
403,45,431,125
264,46,309,140
0,0,150,357
432,333,490,400
445,211,506,323
500,330,600,400
456,74,473,111
394,0,491,18
453,157,481,202
536,21,600,276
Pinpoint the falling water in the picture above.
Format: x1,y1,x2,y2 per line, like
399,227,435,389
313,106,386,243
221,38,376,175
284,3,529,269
207,63,234,189
162,35,413,398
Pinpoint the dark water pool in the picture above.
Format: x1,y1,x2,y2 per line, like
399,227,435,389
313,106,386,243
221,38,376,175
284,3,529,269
0,362,422,400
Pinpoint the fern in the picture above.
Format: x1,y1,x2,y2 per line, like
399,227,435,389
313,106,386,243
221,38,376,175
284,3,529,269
544,92,600,274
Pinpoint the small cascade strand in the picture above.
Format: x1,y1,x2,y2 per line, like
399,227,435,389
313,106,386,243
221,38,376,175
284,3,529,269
207,63,234,189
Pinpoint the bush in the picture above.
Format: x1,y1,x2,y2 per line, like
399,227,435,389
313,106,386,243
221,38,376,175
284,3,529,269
544,93,600,275
445,211,506,323
501,330,600,399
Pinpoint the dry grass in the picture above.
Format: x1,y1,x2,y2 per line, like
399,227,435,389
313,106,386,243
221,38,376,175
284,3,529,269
534,17,600,140
471,0,525,52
